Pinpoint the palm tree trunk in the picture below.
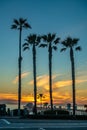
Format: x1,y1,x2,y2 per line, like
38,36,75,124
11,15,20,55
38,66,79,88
33,44,37,115
40,97,42,109
18,28,22,116
70,47,76,116
49,44,53,111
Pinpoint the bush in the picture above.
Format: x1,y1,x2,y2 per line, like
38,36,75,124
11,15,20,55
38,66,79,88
44,109,69,115
12,109,24,116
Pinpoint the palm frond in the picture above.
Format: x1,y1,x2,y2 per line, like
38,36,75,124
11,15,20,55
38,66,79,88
11,24,17,29
35,36,41,46
24,23,32,29
54,37,60,44
19,18,26,24
37,36,41,43
22,43,29,47
39,44,47,48
52,46,57,51
33,34,37,40
51,33,56,41
25,34,40,45
73,38,79,44
48,33,51,42
25,38,29,43
61,41,67,47
14,19,19,25
42,35,47,41
30,34,37,44
62,37,73,47
60,48,66,52
75,46,81,51
61,37,79,47
48,33,56,42
66,37,72,47
26,34,34,44
22,42,29,51
23,46,29,51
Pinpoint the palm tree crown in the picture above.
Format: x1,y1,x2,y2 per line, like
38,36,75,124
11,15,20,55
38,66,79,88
61,37,81,52
11,18,31,30
23,34,41,49
40,33,60,50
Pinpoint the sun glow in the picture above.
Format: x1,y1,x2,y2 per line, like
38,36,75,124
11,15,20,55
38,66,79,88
0,73,87,107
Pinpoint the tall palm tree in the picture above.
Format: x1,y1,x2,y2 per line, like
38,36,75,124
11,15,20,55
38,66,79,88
60,37,81,116
11,18,31,116
23,34,41,115
39,33,60,111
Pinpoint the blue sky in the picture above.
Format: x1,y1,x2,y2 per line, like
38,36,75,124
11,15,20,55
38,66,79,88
0,0,87,109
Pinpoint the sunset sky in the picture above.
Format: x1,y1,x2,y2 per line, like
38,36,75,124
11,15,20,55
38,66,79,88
0,0,87,109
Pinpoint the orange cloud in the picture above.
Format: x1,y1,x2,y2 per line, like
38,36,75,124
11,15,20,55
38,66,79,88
76,96,87,105
21,94,34,102
53,79,87,89
29,75,48,87
52,91,72,104
76,79,87,84
1,73,87,106
13,72,30,84
0,93,17,100
0,93,34,105
53,80,71,88
29,74,57,89
28,74,87,104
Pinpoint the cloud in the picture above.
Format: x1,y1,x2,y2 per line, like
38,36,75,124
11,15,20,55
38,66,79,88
76,96,87,105
76,79,87,84
29,74,57,91
53,80,71,89
0,93,17,100
13,71,30,84
53,79,87,90
28,74,87,92
3,73,87,106
29,75,48,87
0,93,18,105
53,91,72,104
0,93,34,105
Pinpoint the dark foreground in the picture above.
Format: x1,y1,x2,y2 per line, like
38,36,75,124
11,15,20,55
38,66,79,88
0,128,87,130
0,118,87,130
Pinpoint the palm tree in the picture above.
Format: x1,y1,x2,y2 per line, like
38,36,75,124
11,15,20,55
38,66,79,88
39,33,60,111
11,18,31,116
37,93,45,109
60,37,81,116
23,34,41,115
43,102,48,110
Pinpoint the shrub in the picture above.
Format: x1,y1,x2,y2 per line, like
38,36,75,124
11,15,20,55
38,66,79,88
44,109,69,115
12,109,24,116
